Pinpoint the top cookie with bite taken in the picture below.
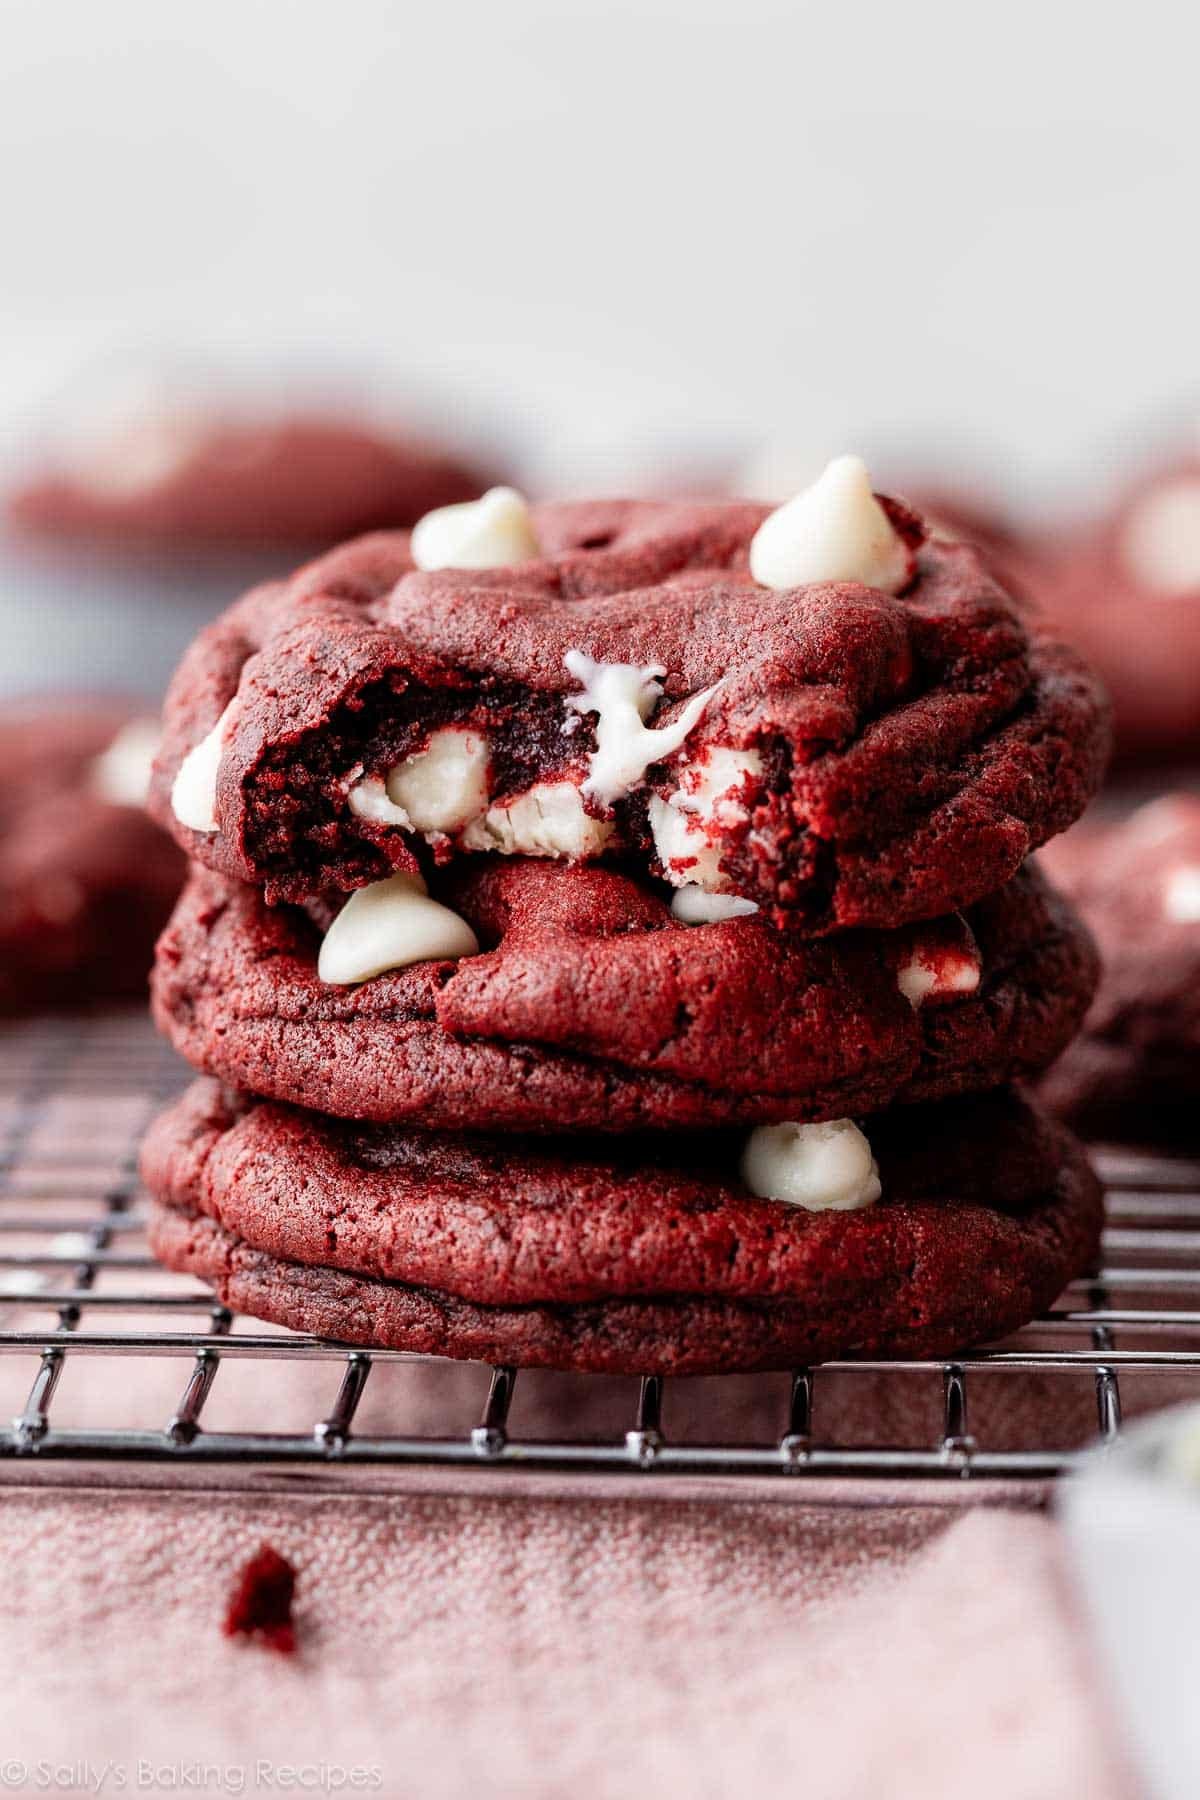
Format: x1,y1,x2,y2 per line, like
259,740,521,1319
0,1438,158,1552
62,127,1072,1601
149,459,1111,933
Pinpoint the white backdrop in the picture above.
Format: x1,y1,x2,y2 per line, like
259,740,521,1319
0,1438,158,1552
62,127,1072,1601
1,0,1197,513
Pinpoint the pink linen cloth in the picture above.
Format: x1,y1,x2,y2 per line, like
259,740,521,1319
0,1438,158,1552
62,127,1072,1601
0,1477,1138,1800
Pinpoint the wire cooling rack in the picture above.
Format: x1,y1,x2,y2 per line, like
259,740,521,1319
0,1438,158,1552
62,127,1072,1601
0,1009,1197,1493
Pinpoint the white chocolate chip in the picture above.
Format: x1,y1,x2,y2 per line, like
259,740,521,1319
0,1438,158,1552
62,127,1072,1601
349,729,490,837
0,1269,45,1296
411,486,540,571
672,745,765,823
749,454,912,594
50,1232,93,1258
90,716,161,808
896,942,982,1008
70,414,203,500
564,651,720,808
892,915,982,1008
1124,796,1198,849
461,780,613,859
649,794,724,888
171,698,238,833
317,873,479,985
897,959,946,1007
1164,865,1200,924
670,888,759,923
740,1118,882,1212
649,745,764,892
1119,479,1200,594
348,776,411,828
386,728,490,832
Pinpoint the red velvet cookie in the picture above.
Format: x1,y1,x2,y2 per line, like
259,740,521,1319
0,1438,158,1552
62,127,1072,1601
7,410,488,557
148,496,1110,931
0,701,185,1012
1039,794,1200,1137
143,1080,1102,1376
1032,458,1200,762
151,858,1096,1132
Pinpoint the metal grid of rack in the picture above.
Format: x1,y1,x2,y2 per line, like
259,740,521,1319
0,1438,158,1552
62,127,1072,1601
0,1011,1198,1489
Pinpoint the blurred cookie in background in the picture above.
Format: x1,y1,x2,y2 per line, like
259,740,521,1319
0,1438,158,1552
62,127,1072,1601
1032,457,1200,763
898,484,1051,610
0,701,184,1013
0,367,505,699
5,404,491,560
1039,793,1200,1142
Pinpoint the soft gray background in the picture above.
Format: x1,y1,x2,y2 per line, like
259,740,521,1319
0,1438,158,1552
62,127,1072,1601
0,0,1196,692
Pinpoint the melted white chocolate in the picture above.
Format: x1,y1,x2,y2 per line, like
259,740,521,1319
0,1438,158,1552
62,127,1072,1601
462,780,612,859
564,651,719,808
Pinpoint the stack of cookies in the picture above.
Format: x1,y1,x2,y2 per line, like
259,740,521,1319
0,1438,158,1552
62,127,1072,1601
140,459,1111,1375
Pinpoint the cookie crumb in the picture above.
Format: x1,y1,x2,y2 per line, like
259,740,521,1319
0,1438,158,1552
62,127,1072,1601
223,1544,297,1654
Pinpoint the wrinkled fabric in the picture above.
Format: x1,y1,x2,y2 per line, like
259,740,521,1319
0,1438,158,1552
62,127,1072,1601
0,1480,1135,1800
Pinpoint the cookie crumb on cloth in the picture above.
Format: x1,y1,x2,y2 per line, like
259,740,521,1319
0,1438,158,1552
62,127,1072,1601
223,1544,297,1654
